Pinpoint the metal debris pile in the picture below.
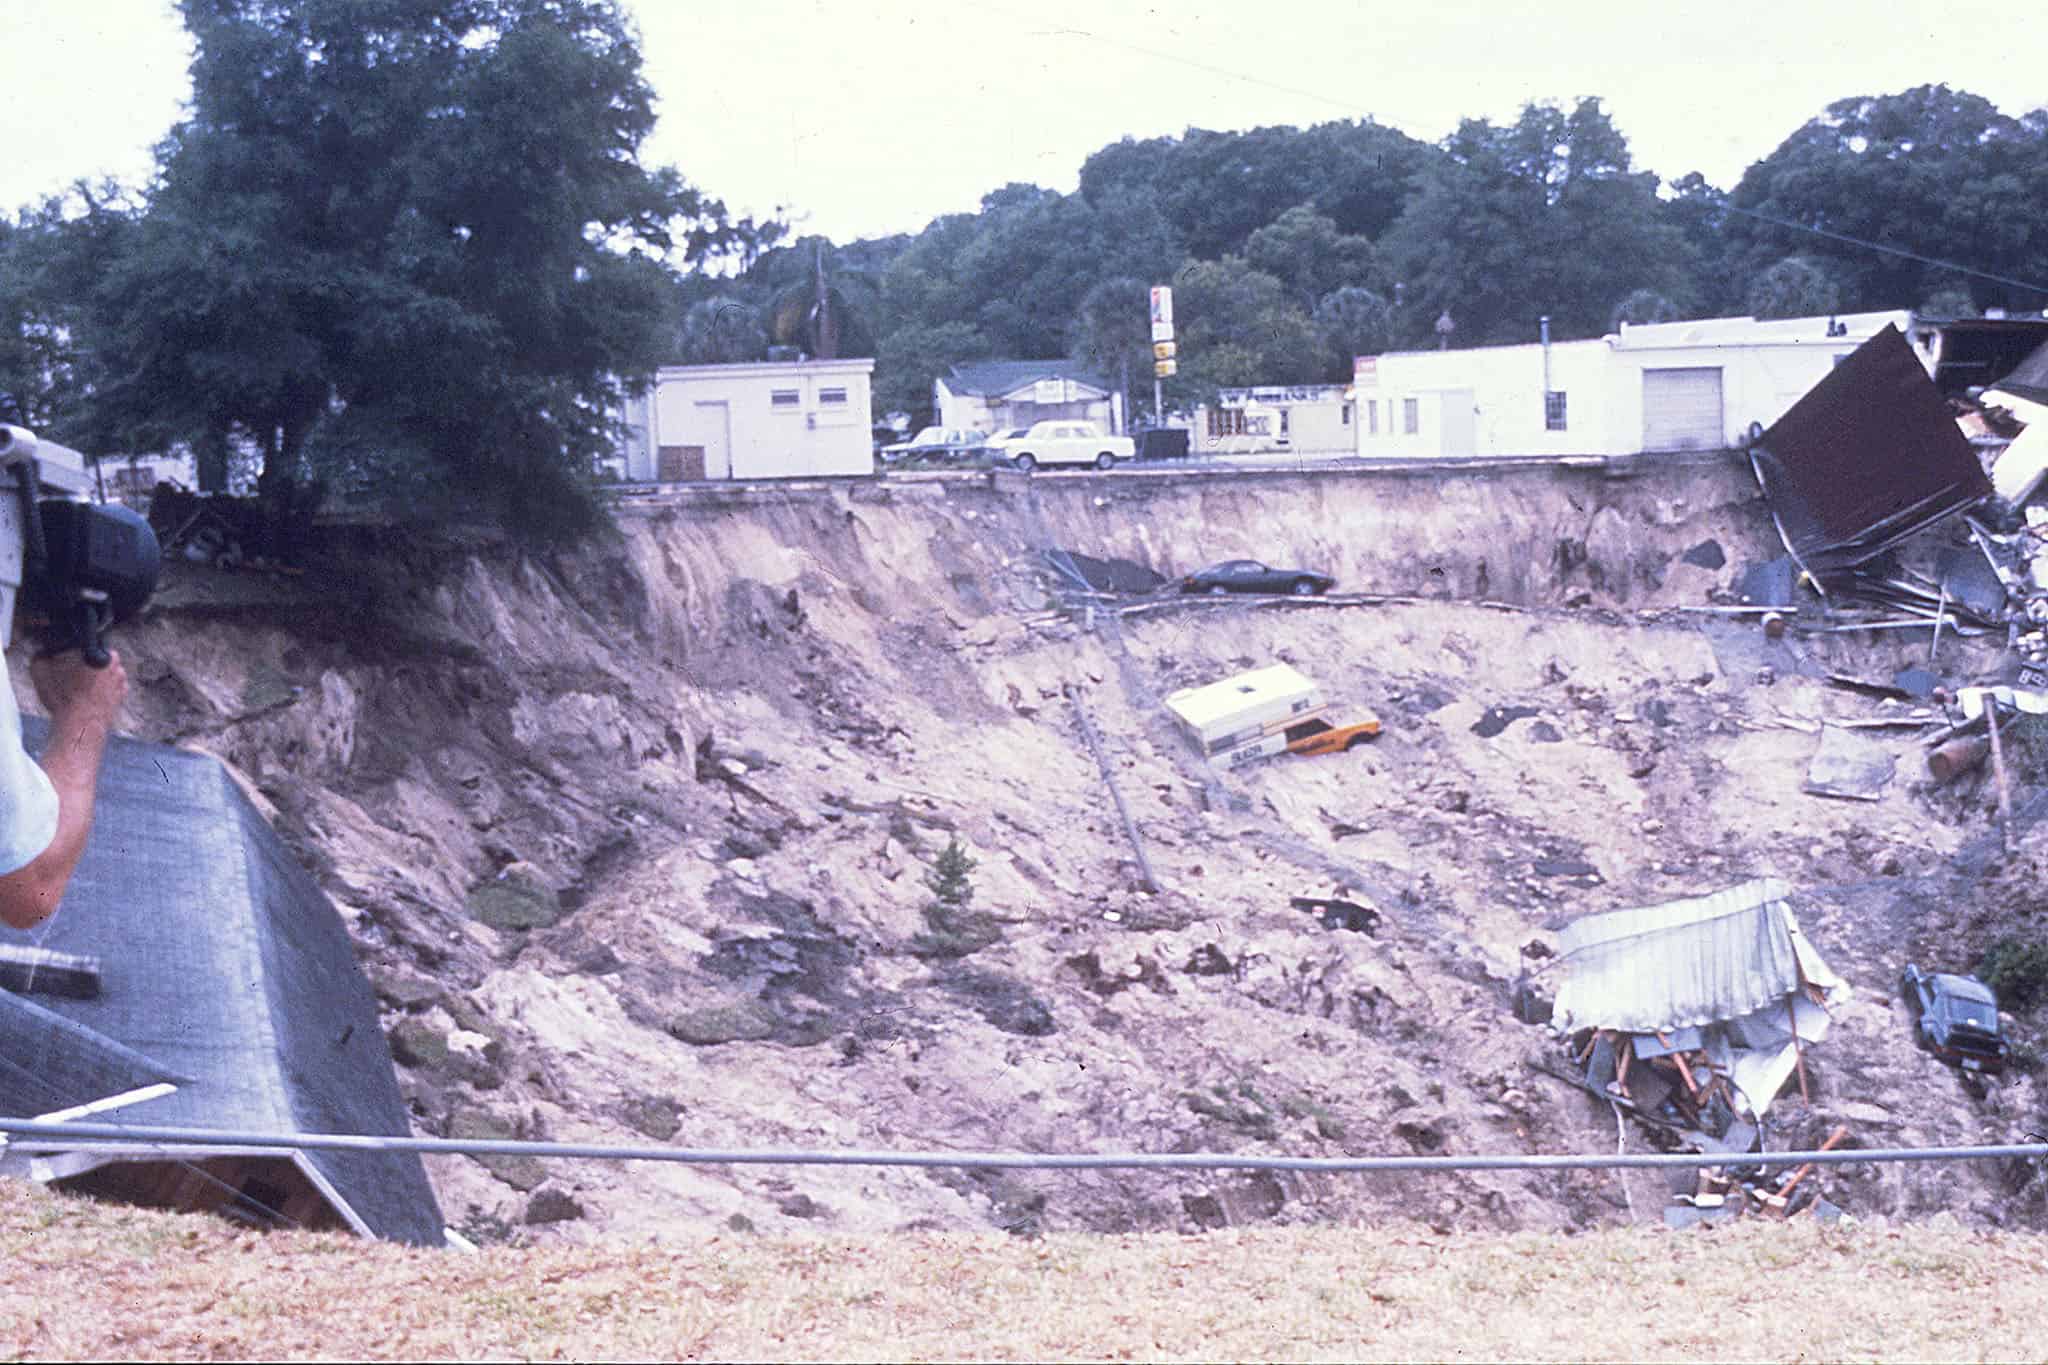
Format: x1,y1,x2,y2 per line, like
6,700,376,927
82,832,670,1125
1531,880,1854,1223
1742,327,2048,673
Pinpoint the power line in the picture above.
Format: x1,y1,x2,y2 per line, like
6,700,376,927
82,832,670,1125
1710,200,2048,299
6,1116,2045,1176
966,1,1380,124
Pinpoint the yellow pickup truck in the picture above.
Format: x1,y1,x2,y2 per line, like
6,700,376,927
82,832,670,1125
1282,714,1382,756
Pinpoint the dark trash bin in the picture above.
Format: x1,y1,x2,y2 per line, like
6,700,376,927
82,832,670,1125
1134,428,1190,461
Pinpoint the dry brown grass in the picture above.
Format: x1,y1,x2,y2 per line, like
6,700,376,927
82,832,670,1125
3,1179,2044,1362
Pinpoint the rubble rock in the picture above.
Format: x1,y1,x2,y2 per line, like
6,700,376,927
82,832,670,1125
388,1018,450,1070
448,1106,547,1191
524,1185,585,1224
665,1000,781,1045
466,862,563,931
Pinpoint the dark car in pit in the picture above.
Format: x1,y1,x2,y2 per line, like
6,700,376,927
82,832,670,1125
1899,963,2010,1075
1179,559,1336,597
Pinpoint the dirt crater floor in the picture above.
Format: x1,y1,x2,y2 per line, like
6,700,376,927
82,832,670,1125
75,465,2048,1243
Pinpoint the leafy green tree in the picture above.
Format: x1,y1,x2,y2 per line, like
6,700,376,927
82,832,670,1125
1109,121,1434,260
1244,205,1379,311
873,320,991,426
1745,255,1843,319
1170,256,1325,404
676,296,768,365
1918,283,1977,318
1312,286,1395,376
1068,276,1153,423
1610,289,1681,328
1381,98,1697,346
1726,85,2048,314
79,0,744,534
0,189,139,441
925,838,977,910
1658,173,1742,316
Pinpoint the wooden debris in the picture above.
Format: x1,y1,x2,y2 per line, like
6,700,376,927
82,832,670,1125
1774,1125,1850,1215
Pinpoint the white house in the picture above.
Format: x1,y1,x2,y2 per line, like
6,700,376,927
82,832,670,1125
618,358,875,482
934,360,1123,436
1192,384,1353,457
1352,310,2048,461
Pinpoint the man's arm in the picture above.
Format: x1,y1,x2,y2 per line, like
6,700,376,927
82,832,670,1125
0,651,127,930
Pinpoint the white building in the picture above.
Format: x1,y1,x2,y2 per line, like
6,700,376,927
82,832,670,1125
1350,310,2039,460
1193,384,1353,457
934,360,1123,436
96,450,200,507
618,358,876,482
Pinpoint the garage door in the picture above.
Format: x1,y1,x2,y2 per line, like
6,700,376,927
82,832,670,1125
1642,368,1724,452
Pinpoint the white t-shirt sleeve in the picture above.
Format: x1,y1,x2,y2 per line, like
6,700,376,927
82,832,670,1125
0,678,58,877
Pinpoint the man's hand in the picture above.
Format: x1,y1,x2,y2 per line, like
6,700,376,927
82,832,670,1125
31,649,128,732
0,649,127,929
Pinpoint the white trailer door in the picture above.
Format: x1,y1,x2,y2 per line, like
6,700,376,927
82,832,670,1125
1641,368,1724,452
694,400,732,478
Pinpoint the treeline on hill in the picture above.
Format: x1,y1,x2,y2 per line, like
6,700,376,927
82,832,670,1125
695,86,2048,429
2,0,2045,541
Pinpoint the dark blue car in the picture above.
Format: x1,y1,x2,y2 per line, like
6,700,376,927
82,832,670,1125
1179,559,1335,597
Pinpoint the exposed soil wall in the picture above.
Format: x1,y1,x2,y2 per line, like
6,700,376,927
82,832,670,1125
59,459,2048,1243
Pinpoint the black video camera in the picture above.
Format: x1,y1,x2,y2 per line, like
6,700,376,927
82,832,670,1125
0,424,161,668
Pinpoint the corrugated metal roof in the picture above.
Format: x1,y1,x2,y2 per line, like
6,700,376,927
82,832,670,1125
1552,879,1820,1033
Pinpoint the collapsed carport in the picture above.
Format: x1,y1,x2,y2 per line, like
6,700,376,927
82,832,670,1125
1543,878,1851,1153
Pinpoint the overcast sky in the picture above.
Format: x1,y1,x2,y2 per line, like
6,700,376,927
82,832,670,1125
4,1,2044,245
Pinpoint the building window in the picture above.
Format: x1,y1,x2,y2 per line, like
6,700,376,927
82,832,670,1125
819,386,847,405
1341,402,1353,427
1278,409,1290,436
1366,402,1378,435
770,389,800,410
1545,390,1568,431
1402,398,1419,435
1207,407,1249,438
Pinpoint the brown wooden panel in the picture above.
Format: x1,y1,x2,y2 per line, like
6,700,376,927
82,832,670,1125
657,445,706,482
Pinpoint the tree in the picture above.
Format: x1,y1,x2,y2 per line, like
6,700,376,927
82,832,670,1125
1313,286,1395,376
1380,98,1697,346
873,321,990,426
0,189,140,441
1244,205,1378,311
1610,289,1681,329
676,296,768,365
1068,276,1152,423
84,0,745,534
1170,256,1325,405
1746,255,1843,319
1726,86,2048,315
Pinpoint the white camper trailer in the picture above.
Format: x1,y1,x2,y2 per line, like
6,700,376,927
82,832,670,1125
1164,664,1326,767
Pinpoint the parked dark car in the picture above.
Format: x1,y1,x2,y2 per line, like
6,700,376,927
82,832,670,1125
1899,963,2010,1074
1179,559,1336,596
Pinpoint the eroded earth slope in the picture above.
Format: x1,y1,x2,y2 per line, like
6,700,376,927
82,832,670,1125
70,461,2048,1241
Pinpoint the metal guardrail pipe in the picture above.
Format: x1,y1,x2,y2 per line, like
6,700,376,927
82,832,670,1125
5,1117,2046,1176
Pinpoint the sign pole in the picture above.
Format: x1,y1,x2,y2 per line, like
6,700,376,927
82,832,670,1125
1149,285,1176,427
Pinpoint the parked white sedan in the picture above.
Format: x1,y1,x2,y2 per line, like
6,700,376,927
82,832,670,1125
999,421,1136,472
